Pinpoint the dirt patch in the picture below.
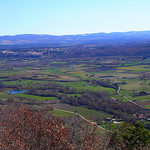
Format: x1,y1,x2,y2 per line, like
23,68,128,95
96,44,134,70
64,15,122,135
51,103,72,110
59,76,78,81
43,99,60,104
26,70,38,73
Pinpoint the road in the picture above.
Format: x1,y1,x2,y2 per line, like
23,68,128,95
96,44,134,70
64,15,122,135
54,108,111,133
95,74,145,109
117,86,145,109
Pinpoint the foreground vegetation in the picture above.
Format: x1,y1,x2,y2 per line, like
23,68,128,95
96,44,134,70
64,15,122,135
0,105,149,150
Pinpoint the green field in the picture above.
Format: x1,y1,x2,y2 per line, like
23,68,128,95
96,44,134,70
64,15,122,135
57,81,115,95
101,121,124,132
0,57,150,131
51,103,113,120
14,94,58,101
145,105,150,109
130,95,150,102
120,79,150,91
117,65,150,72
2,79,46,85
50,109,77,117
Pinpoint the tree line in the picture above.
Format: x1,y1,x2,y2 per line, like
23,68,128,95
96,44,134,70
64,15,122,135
25,83,148,123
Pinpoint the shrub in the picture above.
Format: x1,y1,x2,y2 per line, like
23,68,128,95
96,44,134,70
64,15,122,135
0,105,73,150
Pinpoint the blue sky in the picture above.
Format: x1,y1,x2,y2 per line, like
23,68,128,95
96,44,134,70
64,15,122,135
0,0,150,35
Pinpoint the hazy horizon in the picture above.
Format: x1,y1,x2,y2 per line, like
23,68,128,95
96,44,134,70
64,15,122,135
1,30,150,37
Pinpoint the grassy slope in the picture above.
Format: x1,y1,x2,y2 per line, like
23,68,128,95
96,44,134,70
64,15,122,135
51,103,113,120
14,93,58,101
50,109,76,117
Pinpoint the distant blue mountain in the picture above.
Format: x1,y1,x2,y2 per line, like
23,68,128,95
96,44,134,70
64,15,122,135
0,31,150,47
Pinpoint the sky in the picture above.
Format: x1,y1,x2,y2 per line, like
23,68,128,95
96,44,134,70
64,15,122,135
0,0,150,35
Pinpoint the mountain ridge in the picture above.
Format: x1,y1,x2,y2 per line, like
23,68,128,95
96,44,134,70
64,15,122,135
0,31,150,49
